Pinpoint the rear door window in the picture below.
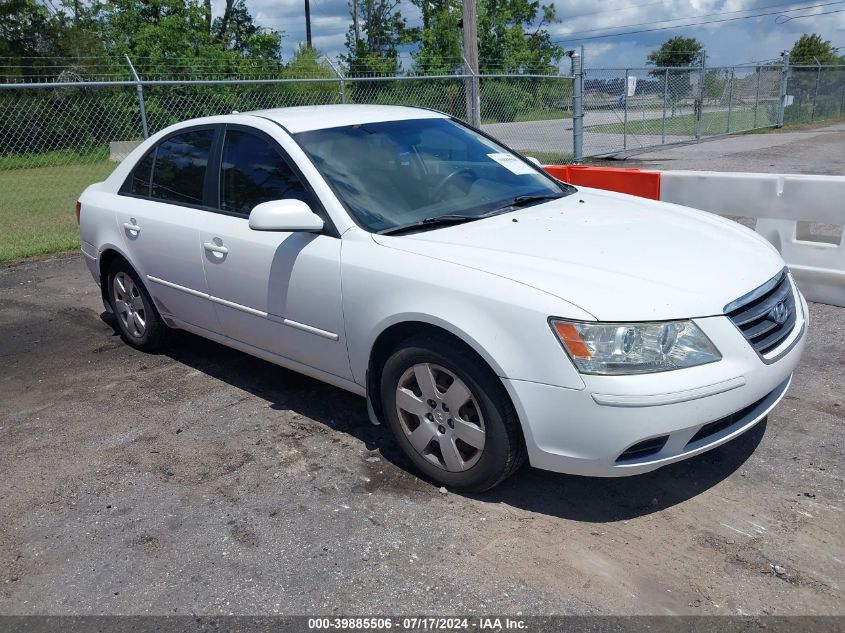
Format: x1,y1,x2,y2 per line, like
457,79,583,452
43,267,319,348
150,129,215,206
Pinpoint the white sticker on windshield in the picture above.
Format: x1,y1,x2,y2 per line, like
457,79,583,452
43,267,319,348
487,153,535,175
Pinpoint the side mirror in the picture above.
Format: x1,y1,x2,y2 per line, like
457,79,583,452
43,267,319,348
525,156,542,167
248,199,324,232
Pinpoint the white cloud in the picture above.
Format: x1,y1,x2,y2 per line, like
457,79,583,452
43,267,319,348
552,0,845,67
212,0,845,67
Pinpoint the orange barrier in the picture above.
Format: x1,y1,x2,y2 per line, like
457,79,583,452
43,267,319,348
543,165,661,200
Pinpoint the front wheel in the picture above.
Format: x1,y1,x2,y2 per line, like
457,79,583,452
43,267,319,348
380,334,526,492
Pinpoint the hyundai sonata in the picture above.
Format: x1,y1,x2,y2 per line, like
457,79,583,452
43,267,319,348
78,105,807,491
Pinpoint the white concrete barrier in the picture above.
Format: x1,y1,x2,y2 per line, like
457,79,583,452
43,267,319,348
659,171,845,307
109,140,142,162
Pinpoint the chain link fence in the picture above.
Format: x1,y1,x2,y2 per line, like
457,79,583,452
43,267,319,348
1,56,844,259
0,68,576,259
581,65,786,157
785,65,845,124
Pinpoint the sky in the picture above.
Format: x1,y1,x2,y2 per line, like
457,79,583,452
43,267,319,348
215,0,845,69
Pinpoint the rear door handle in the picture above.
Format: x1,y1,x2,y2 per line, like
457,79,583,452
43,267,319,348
203,241,229,255
123,221,141,234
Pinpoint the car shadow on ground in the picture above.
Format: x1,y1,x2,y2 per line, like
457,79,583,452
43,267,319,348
108,317,765,523
153,326,395,451
475,421,765,522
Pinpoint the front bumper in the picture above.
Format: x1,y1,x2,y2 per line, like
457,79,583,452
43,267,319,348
504,289,808,477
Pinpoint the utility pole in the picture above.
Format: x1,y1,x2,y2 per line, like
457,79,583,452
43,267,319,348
353,0,359,43
305,0,313,48
462,0,480,126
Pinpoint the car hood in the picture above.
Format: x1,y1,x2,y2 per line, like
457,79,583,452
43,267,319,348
372,187,785,321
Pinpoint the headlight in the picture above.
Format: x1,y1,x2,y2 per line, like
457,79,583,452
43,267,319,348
550,319,721,375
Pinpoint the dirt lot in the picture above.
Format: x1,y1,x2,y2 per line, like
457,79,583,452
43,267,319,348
0,255,843,615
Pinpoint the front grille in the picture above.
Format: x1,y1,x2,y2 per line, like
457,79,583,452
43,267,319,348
725,269,797,357
685,393,769,446
616,435,669,462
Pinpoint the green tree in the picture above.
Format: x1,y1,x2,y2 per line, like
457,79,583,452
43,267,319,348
647,36,704,115
409,0,462,75
212,0,282,59
785,34,843,123
93,0,211,58
0,0,60,60
344,0,408,77
283,45,334,78
0,0,105,78
789,33,840,65
91,0,281,74
646,36,704,67
477,0,563,73
275,45,341,107
408,0,564,75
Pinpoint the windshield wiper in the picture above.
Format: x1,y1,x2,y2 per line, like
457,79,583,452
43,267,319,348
377,214,483,236
377,194,567,236
481,193,568,218
510,193,566,207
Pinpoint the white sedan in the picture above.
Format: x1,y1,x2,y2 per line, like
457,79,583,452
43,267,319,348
78,105,807,491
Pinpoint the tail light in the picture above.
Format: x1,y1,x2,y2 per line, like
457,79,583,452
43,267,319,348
75,200,81,225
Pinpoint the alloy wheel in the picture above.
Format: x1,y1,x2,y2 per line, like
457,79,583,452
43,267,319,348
395,363,486,472
113,272,147,339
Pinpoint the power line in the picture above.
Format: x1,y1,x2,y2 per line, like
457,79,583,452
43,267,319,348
553,0,845,43
557,0,692,22
556,0,845,38
775,6,845,19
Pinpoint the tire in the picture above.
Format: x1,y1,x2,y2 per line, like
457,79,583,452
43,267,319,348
106,258,172,352
380,334,526,492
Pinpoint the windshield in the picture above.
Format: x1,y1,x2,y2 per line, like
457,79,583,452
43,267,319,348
293,118,570,233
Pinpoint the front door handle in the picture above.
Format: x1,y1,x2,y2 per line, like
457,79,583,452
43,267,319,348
203,241,229,255
123,221,141,234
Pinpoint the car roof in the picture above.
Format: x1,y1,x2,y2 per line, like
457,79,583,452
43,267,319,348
245,104,449,134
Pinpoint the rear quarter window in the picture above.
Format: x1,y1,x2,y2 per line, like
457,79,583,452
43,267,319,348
123,151,154,197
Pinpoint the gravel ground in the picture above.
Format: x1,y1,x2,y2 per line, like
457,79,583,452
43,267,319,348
0,255,843,616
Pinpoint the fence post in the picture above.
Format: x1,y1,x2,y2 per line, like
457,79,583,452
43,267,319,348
623,68,629,150
462,55,481,127
571,46,584,165
726,68,734,133
661,69,668,144
811,63,821,120
470,68,480,128
324,56,346,104
695,57,705,140
124,54,148,139
753,67,761,128
777,52,789,127
841,83,845,117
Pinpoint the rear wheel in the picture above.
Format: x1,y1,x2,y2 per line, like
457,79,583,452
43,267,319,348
106,259,172,352
380,334,526,492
